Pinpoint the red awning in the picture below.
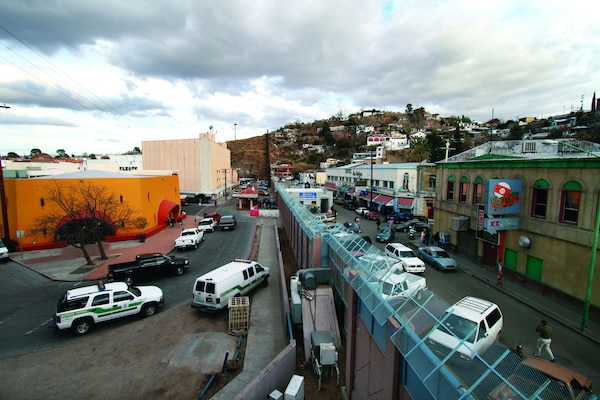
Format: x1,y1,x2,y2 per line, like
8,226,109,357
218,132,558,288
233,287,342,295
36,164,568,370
396,197,414,208
347,189,355,195
373,194,393,205
324,183,336,189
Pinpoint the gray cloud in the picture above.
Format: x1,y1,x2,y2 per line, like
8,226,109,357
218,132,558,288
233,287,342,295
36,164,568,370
0,0,598,154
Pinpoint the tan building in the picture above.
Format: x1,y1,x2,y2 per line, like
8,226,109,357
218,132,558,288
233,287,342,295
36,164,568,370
142,133,237,199
434,139,600,309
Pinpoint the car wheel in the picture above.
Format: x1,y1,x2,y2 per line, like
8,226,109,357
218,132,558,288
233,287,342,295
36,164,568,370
124,276,134,286
72,318,93,336
194,242,198,249
175,266,184,276
142,303,157,317
263,277,269,287
415,289,423,301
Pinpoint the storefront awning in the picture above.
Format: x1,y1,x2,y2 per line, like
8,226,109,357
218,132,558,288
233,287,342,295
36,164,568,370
324,183,336,190
397,197,414,208
373,194,393,205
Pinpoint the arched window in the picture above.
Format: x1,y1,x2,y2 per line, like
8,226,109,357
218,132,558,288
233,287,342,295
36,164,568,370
531,179,549,219
459,176,469,204
446,176,455,201
560,181,581,224
472,177,484,205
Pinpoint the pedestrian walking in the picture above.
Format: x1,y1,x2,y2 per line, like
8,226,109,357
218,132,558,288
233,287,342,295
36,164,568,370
177,216,183,229
424,230,431,246
497,262,503,288
420,231,426,244
376,219,381,229
533,319,555,362
433,232,440,247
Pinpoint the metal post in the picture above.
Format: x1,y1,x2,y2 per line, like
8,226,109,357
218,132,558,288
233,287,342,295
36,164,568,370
582,198,600,332
370,151,374,209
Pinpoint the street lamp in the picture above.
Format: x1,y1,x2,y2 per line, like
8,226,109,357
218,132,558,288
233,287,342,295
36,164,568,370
234,123,237,141
544,139,600,332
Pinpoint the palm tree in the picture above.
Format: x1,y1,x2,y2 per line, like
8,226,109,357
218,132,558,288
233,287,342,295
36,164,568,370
405,137,431,162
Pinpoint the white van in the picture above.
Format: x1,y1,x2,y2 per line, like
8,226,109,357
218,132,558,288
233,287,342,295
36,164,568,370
427,296,503,361
191,259,270,312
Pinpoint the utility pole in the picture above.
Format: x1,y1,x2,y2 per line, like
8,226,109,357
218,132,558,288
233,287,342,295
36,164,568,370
223,169,228,201
234,123,237,141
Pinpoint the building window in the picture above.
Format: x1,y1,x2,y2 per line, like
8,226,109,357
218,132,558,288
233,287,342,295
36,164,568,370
429,175,436,189
403,173,409,190
446,176,455,201
472,177,483,205
560,181,581,225
531,179,549,219
459,176,469,204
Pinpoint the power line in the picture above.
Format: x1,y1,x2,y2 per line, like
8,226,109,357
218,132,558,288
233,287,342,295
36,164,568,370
0,23,122,115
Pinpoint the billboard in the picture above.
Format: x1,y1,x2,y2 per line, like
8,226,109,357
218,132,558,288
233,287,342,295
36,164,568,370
483,179,523,215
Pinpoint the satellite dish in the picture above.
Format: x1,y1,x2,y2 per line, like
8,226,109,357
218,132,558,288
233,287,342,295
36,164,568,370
518,236,531,248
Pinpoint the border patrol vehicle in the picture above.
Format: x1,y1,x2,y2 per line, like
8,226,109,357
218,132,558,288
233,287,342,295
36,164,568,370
54,281,164,335
191,259,270,312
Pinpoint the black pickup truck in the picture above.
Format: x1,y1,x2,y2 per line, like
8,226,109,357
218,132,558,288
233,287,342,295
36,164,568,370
107,253,189,285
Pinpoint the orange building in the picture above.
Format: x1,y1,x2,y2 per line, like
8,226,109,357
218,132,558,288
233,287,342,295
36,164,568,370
0,170,181,251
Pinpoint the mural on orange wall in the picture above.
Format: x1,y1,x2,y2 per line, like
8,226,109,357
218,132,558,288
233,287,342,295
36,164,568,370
0,173,181,251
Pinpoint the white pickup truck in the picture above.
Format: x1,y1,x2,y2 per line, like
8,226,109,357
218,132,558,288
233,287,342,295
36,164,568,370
175,228,204,250
197,217,218,233
373,266,427,302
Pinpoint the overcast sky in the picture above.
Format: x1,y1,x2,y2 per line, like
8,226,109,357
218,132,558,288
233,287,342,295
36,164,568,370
0,0,598,156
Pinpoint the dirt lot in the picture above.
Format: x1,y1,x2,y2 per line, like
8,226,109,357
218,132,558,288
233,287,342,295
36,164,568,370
0,226,344,399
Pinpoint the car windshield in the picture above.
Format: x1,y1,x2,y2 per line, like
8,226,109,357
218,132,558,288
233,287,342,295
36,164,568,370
399,250,416,258
432,250,450,258
199,220,212,225
439,313,478,342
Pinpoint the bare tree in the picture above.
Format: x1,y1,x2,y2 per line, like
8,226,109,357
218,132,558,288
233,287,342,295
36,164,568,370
32,181,146,265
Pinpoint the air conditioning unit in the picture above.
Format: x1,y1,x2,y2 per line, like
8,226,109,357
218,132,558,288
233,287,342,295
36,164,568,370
268,389,283,400
451,216,469,231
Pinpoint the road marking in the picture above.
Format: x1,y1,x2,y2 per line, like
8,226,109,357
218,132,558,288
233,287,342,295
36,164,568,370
26,318,54,335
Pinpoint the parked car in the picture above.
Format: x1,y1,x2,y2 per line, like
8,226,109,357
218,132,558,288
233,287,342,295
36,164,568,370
417,246,457,271
343,221,362,233
488,357,595,400
107,253,189,285
54,281,164,336
427,296,503,361
0,238,8,262
174,228,204,251
384,243,426,273
355,207,369,216
373,267,428,302
317,213,336,223
365,211,379,221
204,212,221,222
376,226,395,243
197,217,218,233
218,215,237,230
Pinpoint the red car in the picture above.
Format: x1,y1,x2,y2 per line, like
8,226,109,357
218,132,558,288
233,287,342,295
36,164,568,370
365,211,379,221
